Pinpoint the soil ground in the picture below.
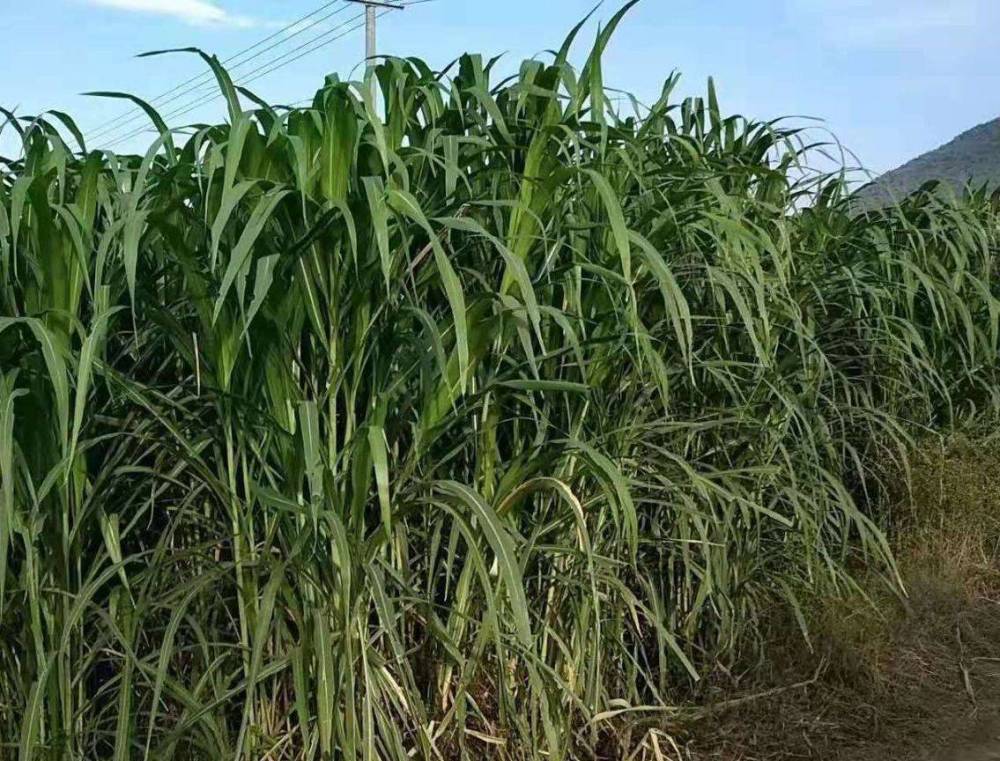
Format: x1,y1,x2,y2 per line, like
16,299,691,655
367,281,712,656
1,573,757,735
681,438,1000,761
684,595,1000,761
927,709,1000,761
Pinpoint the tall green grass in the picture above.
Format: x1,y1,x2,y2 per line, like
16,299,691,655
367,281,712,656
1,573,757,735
2,6,999,757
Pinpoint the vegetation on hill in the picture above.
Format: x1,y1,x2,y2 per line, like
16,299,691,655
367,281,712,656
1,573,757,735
857,117,1000,205
2,6,999,758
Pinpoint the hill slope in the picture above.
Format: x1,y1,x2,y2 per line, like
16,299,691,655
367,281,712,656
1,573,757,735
858,118,1000,204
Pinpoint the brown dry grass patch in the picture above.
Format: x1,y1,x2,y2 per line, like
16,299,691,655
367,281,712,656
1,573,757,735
680,436,1000,761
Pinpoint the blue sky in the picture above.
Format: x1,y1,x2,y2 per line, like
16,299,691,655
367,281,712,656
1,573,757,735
4,0,1000,173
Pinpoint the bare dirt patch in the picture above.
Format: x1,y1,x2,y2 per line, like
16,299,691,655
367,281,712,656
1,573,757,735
682,438,1000,761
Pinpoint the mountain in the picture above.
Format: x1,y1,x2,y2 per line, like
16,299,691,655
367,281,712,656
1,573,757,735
857,118,1000,205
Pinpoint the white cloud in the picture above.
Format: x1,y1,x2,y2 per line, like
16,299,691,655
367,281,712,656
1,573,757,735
85,0,259,27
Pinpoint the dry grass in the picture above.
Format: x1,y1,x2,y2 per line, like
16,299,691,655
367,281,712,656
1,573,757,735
895,436,1000,595
683,436,1000,761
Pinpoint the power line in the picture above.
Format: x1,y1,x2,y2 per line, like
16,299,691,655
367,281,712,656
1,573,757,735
99,0,429,150
86,0,353,143
105,10,389,150
98,10,369,148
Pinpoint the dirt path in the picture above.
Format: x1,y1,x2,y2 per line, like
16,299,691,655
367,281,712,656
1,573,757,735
687,603,1000,761
924,706,1000,761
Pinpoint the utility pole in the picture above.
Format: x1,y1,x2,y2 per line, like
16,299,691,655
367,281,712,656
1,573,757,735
347,0,404,100
365,3,377,67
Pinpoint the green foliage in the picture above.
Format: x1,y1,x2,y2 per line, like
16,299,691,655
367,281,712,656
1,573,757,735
2,10,1000,758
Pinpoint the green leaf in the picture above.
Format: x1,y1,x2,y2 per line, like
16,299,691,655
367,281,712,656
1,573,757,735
436,481,532,646
388,189,469,391
213,188,290,324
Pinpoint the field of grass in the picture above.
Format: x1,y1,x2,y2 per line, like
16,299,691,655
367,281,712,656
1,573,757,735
2,5,1000,758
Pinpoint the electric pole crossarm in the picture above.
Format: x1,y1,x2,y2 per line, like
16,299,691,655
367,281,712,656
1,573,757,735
345,0,404,66
347,0,404,8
